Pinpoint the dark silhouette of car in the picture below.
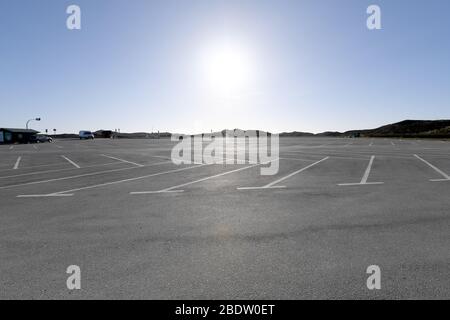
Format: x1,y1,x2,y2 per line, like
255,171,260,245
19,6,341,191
79,131,94,140
36,134,53,143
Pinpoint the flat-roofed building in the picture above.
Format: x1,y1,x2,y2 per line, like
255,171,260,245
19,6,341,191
0,128,39,144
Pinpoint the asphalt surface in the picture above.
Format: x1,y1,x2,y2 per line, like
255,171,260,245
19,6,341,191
0,137,449,299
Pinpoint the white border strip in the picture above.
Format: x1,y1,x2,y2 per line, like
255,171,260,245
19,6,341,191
131,163,264,194
13,157,21,170
238,157,329,190
338,155,384,186
414,154,450,181
4,161,171,190
18,164,206,197
101,154,144,167
61,156,80,169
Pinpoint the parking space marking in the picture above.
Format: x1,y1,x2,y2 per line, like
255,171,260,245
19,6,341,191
391,141,396,146
17,163,206,197
100,154,144,167
238,157,329,190
16,194,75,198
344,142,353,147
13,157,22,170
61,156,81,169
279,156,320,162
283,151,368,161
32,145,38,150
0,162,121,180
3,161,171,190
131,162,264,194
338,156,384,186
147,155,172,161
0,161,80,173
414,154,450,182
9,146,13,150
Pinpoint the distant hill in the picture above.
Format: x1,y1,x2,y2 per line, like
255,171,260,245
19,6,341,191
315,131,342,137
49,120,450,140
111,132,171,139
280,120,450,138
278,131,314,137
354,120,450,138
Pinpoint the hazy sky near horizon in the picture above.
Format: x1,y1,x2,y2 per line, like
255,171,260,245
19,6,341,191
1,0,450,134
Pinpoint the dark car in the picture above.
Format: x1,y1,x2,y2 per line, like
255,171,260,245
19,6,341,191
36,134,53,143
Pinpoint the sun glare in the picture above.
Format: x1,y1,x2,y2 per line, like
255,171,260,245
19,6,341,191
202,43,252,95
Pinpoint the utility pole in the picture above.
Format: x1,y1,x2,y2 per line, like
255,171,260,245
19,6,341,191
26,117,41,129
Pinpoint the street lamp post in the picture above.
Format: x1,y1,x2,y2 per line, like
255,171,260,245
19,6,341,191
26,118,41,130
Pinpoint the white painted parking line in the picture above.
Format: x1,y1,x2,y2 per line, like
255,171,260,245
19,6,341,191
54,144,63,149
361,156,375,184
100,154,144,167
3,161,171,190
238,157,329,190
17,163,206,197
131,162,264,194
13,157,21,170
32,145,38,150
279,156,319,162
283,152,368,161
0,162,121,180
414,154,450,182
61,156,80,169
9,146,13,150
17,194,75,198
148,155,172,161
344,142,353,147
0,161,81,173
338,156,384,186
391,141,396,146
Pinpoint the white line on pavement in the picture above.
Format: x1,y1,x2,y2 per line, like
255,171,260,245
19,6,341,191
0,162,120,179
3,161,171,190
361,155,375,184
17,194,74,198
13,157,21,170
0,159,114,173
100,154,144,167
131,162,264,194
238,157,329,190
338,182,384,186
338,156,384,186
414,154,450,181
61,156,80,169
9,146,13,150
17,164,206,197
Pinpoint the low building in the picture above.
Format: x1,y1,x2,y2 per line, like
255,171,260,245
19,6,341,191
0,128,39,144
94,130,114,139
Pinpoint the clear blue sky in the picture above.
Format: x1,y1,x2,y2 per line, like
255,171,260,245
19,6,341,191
1,0,449,134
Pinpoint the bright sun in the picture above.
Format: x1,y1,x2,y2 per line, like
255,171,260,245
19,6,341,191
202,43,251,95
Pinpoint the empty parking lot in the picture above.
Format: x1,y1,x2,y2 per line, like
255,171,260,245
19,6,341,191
0,138,449,299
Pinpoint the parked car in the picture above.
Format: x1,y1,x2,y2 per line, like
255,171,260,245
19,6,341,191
36,134,53,143
79,131,94,140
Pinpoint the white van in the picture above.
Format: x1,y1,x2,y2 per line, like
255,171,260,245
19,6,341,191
79,131,94,140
